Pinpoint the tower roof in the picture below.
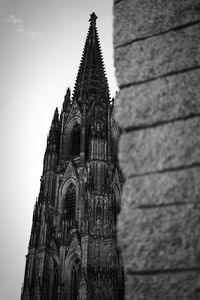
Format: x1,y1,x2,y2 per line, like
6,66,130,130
73,12,110,110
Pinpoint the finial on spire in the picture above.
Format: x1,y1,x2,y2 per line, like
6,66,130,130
53,107,59,121
89,12,97,24
64,87,71,103
62,87,71,112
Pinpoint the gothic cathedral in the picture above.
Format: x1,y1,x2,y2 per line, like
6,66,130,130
21,13,124,300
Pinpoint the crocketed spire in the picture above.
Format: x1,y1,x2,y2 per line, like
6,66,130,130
73,12,110,110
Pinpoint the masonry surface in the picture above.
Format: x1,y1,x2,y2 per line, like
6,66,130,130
114,1,200,299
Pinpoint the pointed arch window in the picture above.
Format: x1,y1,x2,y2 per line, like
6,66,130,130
71,123,81,156
52,270,59,300
65,183,76,222
112,190,119,225
111,135,118,161
70,263,78,300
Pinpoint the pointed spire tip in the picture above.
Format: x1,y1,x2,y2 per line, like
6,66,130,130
89,12,97,24
66,87,71,96
54,107,59,117
62,87,71,112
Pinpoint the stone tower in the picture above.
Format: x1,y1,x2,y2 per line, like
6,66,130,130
21,13,124,300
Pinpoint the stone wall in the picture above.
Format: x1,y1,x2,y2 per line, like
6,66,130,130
113,1,200,299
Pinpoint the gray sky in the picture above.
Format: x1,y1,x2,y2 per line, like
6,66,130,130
0,0,117,299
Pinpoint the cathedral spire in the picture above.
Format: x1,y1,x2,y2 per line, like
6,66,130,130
21,14,123,300
73,12,110,109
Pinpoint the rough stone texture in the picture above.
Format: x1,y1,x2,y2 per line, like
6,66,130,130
115,22,200,87
118,203,200,270
114,0,200,48
115,68,200,128
114,1,200,299
119,117,200,177
125,272,200,300
123,167,200,207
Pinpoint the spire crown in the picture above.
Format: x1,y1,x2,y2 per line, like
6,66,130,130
89,12,97,25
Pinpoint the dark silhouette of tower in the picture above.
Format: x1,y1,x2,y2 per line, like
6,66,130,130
21,13,123,300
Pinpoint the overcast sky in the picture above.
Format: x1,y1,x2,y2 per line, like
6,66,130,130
0,0,117,299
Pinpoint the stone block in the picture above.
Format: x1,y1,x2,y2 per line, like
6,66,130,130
115,68,200,129
123,167,200,207
125,271,200,300
119,117,200,177
114,0,200,48
115,23,200,87
118,203,200,270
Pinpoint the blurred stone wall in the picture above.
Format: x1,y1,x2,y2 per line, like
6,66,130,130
113,1,200,299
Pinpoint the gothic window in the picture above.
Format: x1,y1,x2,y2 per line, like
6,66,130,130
70,264,78,300
112,191,118,224
111,135,117,161
71,123,81,156
111,123,119,161
52,270,59,300
65,184,76,221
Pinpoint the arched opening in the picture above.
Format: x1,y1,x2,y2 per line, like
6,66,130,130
112,187,120,224
52,269,59,300
71,123,81,156
70,263,78,300
64,247,81,300
111,135,118,161
65,183,76,224
111,122,119,162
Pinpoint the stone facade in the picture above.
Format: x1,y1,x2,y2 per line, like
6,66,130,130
114,1,200,299
21,13,124,300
